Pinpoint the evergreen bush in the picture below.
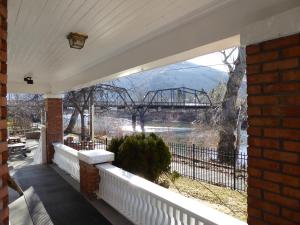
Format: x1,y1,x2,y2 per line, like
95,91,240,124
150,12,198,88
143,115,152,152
107,133,171,182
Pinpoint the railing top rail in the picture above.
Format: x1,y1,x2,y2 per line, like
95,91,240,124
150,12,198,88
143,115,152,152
53,143,78,158
97,163,247,225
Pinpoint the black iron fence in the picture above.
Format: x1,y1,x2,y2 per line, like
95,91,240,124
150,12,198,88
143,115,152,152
168,143,247,191
64,138,247,191
64,138,108,150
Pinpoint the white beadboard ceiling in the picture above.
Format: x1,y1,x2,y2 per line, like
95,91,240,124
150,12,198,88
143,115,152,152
7,0,300,93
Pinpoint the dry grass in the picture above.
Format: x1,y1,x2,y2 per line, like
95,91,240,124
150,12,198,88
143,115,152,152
188,127,220,147
162,175,247,221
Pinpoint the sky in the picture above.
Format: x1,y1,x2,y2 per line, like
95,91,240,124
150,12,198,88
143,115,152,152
187,48,237,72
117,48,238,78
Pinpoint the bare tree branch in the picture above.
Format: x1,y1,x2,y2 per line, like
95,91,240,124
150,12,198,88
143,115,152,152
220,47,237,73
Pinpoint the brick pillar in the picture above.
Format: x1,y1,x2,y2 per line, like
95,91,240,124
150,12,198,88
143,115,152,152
78,150,114,199
247,34,300,225
79,161,100,199
0,1,8,224
45,97,63,164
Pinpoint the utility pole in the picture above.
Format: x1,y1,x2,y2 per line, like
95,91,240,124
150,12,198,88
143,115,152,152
89,93,95,140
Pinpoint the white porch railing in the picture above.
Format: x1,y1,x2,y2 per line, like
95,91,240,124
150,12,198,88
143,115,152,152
33,125,46,164
97,164,247,225
53,143,80,181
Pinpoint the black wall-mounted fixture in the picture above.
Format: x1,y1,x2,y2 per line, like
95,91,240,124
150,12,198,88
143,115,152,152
24,76,33,84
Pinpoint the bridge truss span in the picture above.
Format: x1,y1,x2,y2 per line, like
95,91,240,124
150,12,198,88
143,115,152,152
140,87,213,111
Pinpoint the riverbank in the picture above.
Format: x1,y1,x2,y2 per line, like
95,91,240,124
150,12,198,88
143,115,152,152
66,115,248,154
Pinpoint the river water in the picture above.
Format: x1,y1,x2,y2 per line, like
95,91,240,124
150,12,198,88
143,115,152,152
121,123,247,155
66,115,248,155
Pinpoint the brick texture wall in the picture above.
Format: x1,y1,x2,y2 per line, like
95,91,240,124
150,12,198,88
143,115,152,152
0,0,8,224
247,34,300,225
45,98,63,164
79,161,100,199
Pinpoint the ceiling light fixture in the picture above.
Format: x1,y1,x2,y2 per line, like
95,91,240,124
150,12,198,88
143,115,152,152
67,32,88,49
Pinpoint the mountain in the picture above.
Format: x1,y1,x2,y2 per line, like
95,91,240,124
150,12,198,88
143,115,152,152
111,62,229,94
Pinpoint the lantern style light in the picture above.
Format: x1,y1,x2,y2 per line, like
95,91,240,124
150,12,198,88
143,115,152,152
67,32,88,49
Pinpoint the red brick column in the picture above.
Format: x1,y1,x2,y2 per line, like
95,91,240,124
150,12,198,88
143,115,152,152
247,34,300,225
79,161,100,199
0,1,8,224
45,97,63,164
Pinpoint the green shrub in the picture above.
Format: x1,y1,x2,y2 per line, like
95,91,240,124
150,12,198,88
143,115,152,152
107,133,171,183
106,135,126,166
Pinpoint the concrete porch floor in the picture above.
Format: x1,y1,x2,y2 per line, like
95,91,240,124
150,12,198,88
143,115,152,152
11,165,112,225
8,144,133,225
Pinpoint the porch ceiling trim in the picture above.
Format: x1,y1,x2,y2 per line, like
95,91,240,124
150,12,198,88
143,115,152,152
241,6,300,46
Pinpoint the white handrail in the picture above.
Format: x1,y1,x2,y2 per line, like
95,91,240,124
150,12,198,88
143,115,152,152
97,164,247,225
53,143,80,181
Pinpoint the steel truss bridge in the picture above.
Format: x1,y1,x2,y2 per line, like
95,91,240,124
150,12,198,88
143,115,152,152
64,84,216,131
90,85,214,113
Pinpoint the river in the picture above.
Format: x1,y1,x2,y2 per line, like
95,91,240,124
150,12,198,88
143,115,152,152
66,115,248,155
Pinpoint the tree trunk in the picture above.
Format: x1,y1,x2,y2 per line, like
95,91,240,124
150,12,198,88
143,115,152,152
236,107,242,156
217,48,246,165
80,113,86,140
66,87,95,140
64,109,79,134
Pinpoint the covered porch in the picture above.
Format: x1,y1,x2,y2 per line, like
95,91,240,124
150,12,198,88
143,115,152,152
7,137,132,225
10,165,113,225
1,0,300,224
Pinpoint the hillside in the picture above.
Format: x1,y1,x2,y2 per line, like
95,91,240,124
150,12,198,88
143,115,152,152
112,62,228,93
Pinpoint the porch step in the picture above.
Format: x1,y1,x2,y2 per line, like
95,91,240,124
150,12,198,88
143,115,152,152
9,194,33,225
9,187,53,225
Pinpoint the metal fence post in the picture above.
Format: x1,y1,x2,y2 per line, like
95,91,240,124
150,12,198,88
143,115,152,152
192,144,195,180
233,151,237,190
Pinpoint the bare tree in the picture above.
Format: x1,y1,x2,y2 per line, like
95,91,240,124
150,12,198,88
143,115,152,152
8,94,44,130
64,82,136,137
217,47,246,164
65,87,95,140
64,109,79,134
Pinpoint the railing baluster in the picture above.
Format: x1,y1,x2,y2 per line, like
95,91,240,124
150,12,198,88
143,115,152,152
156,200,163,225
174,208,180,225
161,202,167,225
97,164,246,225
151,197,158,225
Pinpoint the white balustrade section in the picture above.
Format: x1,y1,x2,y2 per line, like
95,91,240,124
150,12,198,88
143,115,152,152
53,143,80,181
97,164,247,225
33,126,46,164
78,149,114,164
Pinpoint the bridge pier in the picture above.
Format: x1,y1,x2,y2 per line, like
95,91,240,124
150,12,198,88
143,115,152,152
132,114,137,132
139,113,145,133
